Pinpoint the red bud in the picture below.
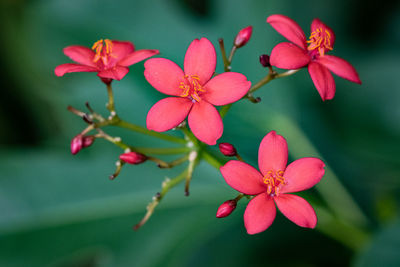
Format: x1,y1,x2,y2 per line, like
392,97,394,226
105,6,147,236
234,26,253,48
216,200,237,218
219,143,237,157
119,152,148,165
70,135,83,155
259,54,271,67
82,135,95,148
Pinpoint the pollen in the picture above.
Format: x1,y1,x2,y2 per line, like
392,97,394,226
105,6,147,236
307,28,333,57
92,39,114,65
179,75,205,102
263,170,286,196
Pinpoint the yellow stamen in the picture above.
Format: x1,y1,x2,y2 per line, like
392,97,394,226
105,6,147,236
263,170,286,196
91,39,114,64
307,28,333,57
179,75,205,102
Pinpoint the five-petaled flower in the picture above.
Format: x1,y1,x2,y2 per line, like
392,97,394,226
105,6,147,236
55,39,159,83
267,15,361,101
220,131,325,234
144,38,251,145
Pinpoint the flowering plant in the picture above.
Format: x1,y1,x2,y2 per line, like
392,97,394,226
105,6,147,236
55,14,367,243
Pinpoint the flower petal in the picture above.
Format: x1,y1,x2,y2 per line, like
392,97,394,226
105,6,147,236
258,131,288,176
220,160,265,195
244,193,276,234
111,40,135,60
184,38,216,85
146,97,193,132
144,58,184,96
270,42,310,69
97,65,129,81
274,194,317,228
54,63,98,77
267,14,307,49
316,55,361,84
308,62,336,101
281,158,325,193
118,49,160,67
63,45,97,67
202,72,251,106
311,18,335,48
188,100,222,145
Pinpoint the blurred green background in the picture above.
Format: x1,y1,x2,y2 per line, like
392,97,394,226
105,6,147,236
0,0,399,266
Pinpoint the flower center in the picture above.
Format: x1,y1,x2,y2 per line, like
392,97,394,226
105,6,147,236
263,170,286,196
92,39,115,65
179,75,205,102
307,28,333,57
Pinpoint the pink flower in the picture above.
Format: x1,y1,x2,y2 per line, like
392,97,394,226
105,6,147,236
55,39,159,83
145,38,251,145
220,131,325,234
267,15,361,101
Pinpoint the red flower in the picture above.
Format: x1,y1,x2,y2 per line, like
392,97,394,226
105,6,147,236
55,39,159,83
144,38,251,145
267,15,361,101
220,131,325,234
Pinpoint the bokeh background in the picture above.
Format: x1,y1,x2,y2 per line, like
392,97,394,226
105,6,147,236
1,0,399,266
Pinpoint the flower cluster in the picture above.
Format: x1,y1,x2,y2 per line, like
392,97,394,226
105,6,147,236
55,14,360,235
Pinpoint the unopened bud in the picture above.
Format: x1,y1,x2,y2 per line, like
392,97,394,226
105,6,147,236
82,135,95,148
219,143,237,157
234,26,253,48
259,54,271,67
119,152,148,165
216,200,237,218
70,134,83,155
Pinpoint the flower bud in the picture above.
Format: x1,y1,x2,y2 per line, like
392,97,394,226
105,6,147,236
259,54,271,67
70,134,83,155
82,135,95,148
216,200,237,218
234,26,253,48
119,152,148,165
219,143,237,157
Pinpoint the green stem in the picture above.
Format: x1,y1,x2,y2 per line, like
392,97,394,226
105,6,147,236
115,119,186,144
202,149,224,169
185,151,199,196
219,69,300,120
227,46,237,66
147,154,189,169
134,168,189,230
180,125,199,146
218,38,231,72
133,147,191,155
96,130,189,155
109,160,125,180
106,83,116,113
248,69,300,95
